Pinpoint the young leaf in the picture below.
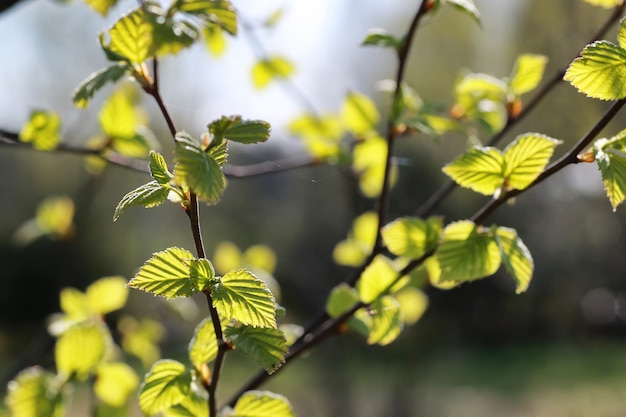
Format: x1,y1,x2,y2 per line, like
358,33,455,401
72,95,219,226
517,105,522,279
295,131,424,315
594,143,626,210
357,255,400,304
509,54,548,96
113,181,169,221
225,325,288,373
289,113,343,159
19,110,61,151
365,296,403,346
333,211,378,267
436,221,501,282
232,391,296,417
174,0,238,35
105,9,154,64
252,56,295,89
55,321,111,381
163,390,208,417
382,217,442,259
584,0,624,8
149,150,174,185
224,119,271,144
6,367,65,417
128,247,214,298
60,287,90,320
394,287,428,325
503,133,560,191
86,276,129,315
138,360,191,416
146,8,198,57
73,63,129,108
94,362,139,407
564,40,626,100
326,283,361,317
362,28,402,50
174,132,226,205
84,0,120,16
341,92,380,135
203,24,227,56
494,227,534,294
99,85,139,139
442,146,505,196
353,134,396,198
211,269,277,328
188,317,218,369
445,0,481,26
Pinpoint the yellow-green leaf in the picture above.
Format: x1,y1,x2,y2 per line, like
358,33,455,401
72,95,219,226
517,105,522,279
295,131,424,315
436,220,501,282
503,133,560,191
244,245,277,274
394,287,428,325
326,283,360,317
353,134,396,198
55,321,111,381
149,150,174,185
95,362,139,407
84,0,120,16
252,56,295,89
174,0,237,35
19,110,61,151
225,325,288,373
564,40,626,100
341,92,380,135
73,63,129,109
509,54,548,96
595,142,626,210
113,181,170,221
289,113,343,159
382,216,442,259
203,25,227,56
106,9,153,64
365,296,403,346
118,316,164,368
442,146,505,196
583,0,624,8
138,360,191,416
357,255,399,304
60,287,90,320
188,317,218,369
6,367,65,417
162,390,208,417
333,211,378,266
211,269,277,328
232,391,295,417
86,276,128,315
99,85,139,139
494,227,534,294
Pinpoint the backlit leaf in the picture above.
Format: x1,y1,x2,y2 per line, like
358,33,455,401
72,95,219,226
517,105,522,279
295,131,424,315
163,390,208,417
353,134,396,198
95,362,139,407
203,24,226,56
224,119,271,144
174,0,238,35
442,146,505,196
213,241,242,275
244,245,277,274
225,325,287,373
436,221,501,282
583,0,624,8
84,0,119,16
394,287,428,325
564,40,626,100
595,142,626,210
494,227,534,294
55,321,110,380
211,269,277,328
36,196,74,239
382,216,442,259
86,276,128,315
509,54,548,96
60,287,90,320
19,110,61,151
113,181,169,221
289,113,343,159
252,56,295,89
232,391,295,417
365,296,403,346
119,316,164,368
175,132,226,205
146,8,198,57
128,247,213,298
105,9,153,64
342,92,380,135
6,367,65,417
138,360,191,416
188,317,218,369
357,255,399,304
99,85,138,139
333,211,378,267
446,0,481,26
326,283,360,317
503,133,560,191
362,28,402,49
73,63,129,108
149,150,174,185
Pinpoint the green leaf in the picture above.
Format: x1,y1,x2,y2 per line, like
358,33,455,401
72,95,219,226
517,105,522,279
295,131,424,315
94,362,139,407
503,133,560,191
436,220,501,282
211,269,277,328
84,0,120,16
232,391,296,417
98,84,140,140
225,325,287,373
394,287,428,325
442,146,505,196
163,390,208,417
619,17,626,49
203,24,227,56
19,110,61,151
146,7,199,57
138,360,191,416
174,132,226,205
113,181,169,221
583,0,624,8
509,54,548,96
105,9,154,64
55,321,111,380
445,0,481,26
494,227,534,294
326,283,360,317
341,91,380,135
365,296,403,346
382,217,442,259
564,40,626,100
128,248,214,298
362,28,402,49
224,119,271,144
174,0,238,35
188,317,218,369
594,141,626,210
86,276,129,315
149,150,174,185
252,56,295,89
73,63,129,109
6,367,65,417
357,255,400,304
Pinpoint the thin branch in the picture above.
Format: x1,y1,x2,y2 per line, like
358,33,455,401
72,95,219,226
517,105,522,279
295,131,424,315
222,155,320,177
415,3,626,218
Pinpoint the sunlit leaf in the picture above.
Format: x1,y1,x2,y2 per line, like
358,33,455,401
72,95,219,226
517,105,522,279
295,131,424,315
6,367,65,417
362,28,402,49
188,317,218,369
149,150,174,185
333,211,378,266
55,321,111,380
394,287,428,325
365,296,403,346
19,110,61,151
86,276,128,315
594,141,626,210
326,283,360,317
252,56,295,89
60,287,90,320
175,132,226,205
244,245,277,274
503,133,560,191
263,8,283,28
232,391,295,417
211,118,271,144
225,325,287,373
509,54,548,96
211,269,277,328
342,92,379,135
382,217,442,259
95,362,139,407
442,146,505,196
118,316,164,368
353,135,395,198
105,9,154,64
445,0,481,26
289,113,343,159
84,0,120,16
146,8,198,57
99,85,138,139
73,63,129,108
357,255,399,304
213,241,242,275
564,40,626,100
436,220,501,282
583,0,624,8
128,248,214,298
203,25,226,56
113,181,169,221
174,0,238,35
138,360,191,416
494,227,534,294
163,390,208,417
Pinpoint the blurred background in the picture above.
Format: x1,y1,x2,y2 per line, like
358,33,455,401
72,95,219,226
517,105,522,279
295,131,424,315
1,0,626,416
